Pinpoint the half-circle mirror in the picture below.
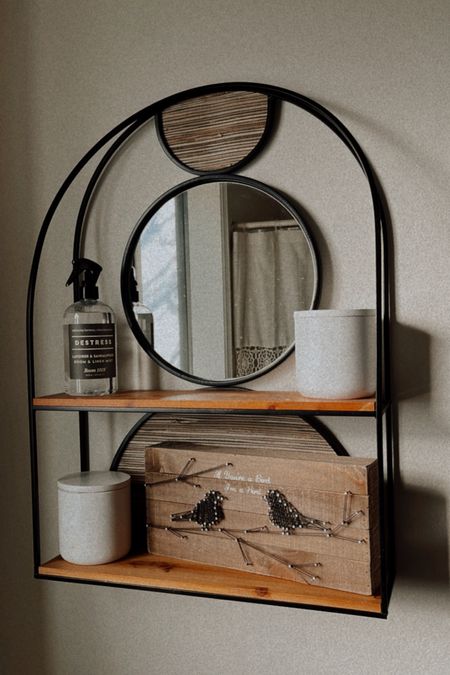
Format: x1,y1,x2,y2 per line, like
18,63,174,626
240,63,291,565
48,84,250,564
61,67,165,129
121,175,319,385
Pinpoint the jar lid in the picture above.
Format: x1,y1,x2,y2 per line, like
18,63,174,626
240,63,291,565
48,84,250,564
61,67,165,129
294,309,375,318
57,470,130,493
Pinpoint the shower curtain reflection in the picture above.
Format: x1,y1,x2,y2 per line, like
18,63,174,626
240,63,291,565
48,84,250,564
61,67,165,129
231,221,315,377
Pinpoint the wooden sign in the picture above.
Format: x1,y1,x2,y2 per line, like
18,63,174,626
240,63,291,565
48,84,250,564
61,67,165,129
145,444,379,595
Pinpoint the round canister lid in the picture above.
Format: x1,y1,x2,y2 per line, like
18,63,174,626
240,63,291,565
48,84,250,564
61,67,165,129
294,308,375,318
57,470,130,493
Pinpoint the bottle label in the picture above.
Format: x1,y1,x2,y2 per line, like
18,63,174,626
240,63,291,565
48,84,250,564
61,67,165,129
68,324,116,380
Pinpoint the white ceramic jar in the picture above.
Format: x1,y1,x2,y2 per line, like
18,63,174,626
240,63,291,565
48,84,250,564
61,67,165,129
57,470,131,565
294,309,376,399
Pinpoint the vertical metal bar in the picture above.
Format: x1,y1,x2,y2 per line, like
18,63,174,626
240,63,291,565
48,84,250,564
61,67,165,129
374,211,388,616
385,403,395,599
28,408,41,574
376,413,388,615
381,203,395,600
79,412,90,472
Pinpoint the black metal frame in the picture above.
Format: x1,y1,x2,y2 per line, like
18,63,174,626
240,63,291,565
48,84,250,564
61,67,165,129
120,173,320,387
26,81,393,618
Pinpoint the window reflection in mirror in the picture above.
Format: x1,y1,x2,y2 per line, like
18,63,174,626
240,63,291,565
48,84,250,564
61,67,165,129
132,180,318,383
138,196,190,371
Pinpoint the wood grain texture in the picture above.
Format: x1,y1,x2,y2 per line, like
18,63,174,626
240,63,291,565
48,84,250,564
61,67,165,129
147,445,378,494
145,446,380,595
39,554,382,614
159,91,270,172
118,413,336,482
33,389,376,412
147,528,376,595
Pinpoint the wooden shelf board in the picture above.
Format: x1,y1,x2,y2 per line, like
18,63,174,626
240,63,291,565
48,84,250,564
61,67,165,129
39,553,382,615
33,389,376,413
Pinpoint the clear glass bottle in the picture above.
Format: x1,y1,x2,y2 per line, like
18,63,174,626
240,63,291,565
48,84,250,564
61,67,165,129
64,258,118,395
129,265,154,346
133,299,154,346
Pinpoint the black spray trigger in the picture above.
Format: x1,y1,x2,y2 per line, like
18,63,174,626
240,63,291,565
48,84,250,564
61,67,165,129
66,258,102,300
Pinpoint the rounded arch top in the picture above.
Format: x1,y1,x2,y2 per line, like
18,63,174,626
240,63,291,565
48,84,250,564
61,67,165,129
27,81,389,396
68,81,387,263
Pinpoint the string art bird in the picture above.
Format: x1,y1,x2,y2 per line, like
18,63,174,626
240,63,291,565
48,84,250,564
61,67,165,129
264,489,328,534
171,490,225,531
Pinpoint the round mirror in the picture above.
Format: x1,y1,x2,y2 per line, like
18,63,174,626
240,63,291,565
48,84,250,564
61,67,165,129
121,176,319,385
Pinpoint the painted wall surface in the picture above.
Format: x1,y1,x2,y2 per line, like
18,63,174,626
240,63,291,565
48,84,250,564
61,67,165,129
1,1,449,673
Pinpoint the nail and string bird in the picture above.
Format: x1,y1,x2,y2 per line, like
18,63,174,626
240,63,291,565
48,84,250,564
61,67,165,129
171,490,225,531
147,457,365,583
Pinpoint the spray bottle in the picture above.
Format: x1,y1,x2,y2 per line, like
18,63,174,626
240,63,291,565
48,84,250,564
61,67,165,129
119,267,155,391
64,258,117,395
129,266,154,345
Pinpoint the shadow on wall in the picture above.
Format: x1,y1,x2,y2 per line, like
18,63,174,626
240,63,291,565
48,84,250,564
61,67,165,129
393,322,431,400
390,323,449,588
0,4,52,675
396,483,449,588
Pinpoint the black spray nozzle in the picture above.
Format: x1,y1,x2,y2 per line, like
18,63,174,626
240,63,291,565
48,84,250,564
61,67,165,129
66,258,102,300
129,266,139,303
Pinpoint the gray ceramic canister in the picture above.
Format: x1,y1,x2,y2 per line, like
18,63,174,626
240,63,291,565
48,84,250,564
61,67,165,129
294,309,376,399
57,470,131,565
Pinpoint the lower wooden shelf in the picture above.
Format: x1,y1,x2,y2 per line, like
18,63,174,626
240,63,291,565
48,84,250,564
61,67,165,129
39,552,383,616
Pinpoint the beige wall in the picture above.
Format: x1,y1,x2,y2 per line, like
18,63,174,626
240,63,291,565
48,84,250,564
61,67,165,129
1,0,449,673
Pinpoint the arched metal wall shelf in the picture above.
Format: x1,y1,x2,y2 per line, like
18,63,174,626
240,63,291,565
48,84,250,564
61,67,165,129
27,82,394,618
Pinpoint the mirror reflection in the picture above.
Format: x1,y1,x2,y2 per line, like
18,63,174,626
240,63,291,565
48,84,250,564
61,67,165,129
130,180,318,382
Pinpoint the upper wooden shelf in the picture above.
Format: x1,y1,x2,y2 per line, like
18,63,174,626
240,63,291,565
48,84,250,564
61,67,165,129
33,389,376,414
